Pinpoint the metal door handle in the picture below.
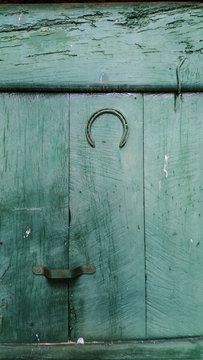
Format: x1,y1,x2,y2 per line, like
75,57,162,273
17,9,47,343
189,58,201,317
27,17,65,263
32,264,96,279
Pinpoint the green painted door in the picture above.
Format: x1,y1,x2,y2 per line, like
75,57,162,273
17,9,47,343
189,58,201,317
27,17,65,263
1,92,203,343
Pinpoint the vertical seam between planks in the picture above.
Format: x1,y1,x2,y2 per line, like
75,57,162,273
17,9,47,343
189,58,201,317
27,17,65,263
67,93,71,341
143,93,147,338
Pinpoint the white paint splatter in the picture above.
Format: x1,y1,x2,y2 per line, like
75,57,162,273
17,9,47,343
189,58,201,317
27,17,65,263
190,239,193,244
36,334,40,342
164,155,169,178
77,337,84,344
100,72,105,82
24,227,31,238
18,13,23,22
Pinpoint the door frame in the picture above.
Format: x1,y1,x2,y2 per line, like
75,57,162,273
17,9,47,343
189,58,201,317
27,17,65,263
1,337,203,359
0,1,202,93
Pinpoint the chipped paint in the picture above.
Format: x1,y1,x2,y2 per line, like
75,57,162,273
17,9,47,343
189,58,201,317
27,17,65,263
77,338,84,344
0,3,202,91
164,155,169,178
24,227,31,238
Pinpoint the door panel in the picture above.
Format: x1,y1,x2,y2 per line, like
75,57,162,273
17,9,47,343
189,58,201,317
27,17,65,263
69,94,145,341
145,94,203,338
0,93,69,342
2,91,201,344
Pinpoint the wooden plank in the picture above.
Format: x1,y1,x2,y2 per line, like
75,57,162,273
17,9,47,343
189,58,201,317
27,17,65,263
0,93,69,342
0,3,202,91
2,337,203,360
145,94,203,338
69,94,145,341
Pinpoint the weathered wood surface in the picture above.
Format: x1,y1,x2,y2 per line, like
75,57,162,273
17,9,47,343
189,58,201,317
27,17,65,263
0,93,69,342
145,94,203,338
2,337,203,360
69,94,145,341
0,3,202,91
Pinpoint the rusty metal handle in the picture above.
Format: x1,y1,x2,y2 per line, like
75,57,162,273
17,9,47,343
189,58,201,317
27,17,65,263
32,264,96,279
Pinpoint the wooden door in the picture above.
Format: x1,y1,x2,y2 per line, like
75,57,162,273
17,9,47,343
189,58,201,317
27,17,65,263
1,91,203,344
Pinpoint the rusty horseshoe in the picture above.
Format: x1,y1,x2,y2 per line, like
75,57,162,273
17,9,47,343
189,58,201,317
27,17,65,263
85,109,128,148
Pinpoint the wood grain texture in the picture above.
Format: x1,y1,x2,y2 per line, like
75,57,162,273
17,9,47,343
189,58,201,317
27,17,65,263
2,337,203,360
145,94,203,338
0,93,69,342
0,3,202,91
69,94,145,341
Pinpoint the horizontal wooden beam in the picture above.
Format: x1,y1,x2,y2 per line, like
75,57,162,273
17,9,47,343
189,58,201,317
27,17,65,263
1,337,203,359
0,2,202,92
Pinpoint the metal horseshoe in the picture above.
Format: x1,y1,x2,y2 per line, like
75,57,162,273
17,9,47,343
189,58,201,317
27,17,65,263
85,109,128,148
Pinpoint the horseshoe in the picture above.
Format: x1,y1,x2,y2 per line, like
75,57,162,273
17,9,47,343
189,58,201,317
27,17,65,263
86,109,128,148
